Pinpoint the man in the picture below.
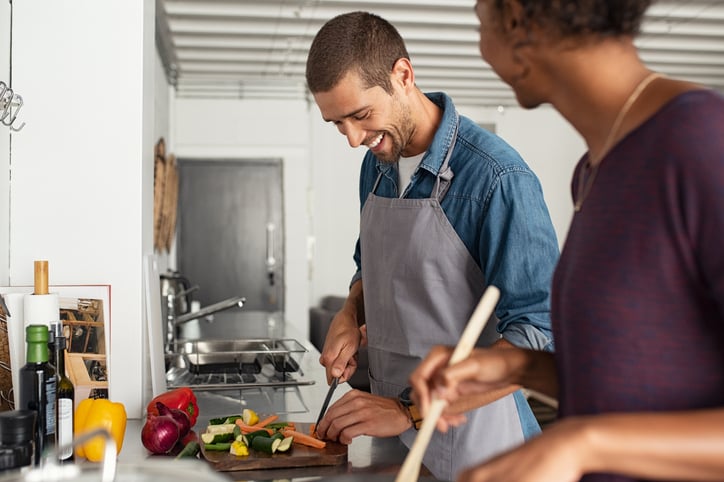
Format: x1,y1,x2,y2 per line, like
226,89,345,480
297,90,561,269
306,11,559,480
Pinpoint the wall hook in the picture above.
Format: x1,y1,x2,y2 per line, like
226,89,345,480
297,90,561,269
0,81,26,131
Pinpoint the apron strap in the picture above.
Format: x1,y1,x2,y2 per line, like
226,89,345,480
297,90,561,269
433,112,459,201
433,164,454,200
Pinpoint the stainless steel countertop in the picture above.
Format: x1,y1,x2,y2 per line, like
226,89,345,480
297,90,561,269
121,311,419,481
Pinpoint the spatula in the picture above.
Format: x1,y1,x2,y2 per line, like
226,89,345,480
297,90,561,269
394,285,501,482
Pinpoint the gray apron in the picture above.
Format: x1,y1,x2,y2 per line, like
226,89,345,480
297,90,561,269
360,117,524,481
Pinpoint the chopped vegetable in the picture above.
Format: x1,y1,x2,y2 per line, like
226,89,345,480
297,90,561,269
234,419,274,434
266,422,295,430
251,435,282,454
205,423,236,434
230,440,249,457
282,429,327,449
253,414,279,428
200,432,234,445
276,436,294,453
175,440,200,459
209,414,242,425
242,408,259,426
241,429,273,446
204,442,232,451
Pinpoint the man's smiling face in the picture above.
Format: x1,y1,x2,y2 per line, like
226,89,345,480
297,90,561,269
313,70,415,163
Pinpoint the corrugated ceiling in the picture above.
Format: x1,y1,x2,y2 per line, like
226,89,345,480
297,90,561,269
156,0,724,106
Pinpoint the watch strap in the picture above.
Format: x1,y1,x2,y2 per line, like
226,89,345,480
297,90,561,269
406,403,423,430
398,387,423,430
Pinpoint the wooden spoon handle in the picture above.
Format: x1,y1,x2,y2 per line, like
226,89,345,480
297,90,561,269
395,285,501,482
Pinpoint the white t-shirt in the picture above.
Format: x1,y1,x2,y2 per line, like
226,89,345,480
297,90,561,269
397,152,425,197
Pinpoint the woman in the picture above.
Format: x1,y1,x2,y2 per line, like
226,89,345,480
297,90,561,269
409,1,724,481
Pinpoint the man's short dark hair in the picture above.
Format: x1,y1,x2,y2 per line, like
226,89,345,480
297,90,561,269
306,11,410,94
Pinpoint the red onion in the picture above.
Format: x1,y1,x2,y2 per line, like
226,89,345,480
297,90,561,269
141,404,181,454
158,402,191,438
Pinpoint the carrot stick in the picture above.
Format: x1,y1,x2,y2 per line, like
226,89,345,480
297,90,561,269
252,414,279,428
234,419,273,435
282,428,327,449
309,423,316,437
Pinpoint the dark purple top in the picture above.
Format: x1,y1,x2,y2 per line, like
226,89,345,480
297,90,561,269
552,90,724,482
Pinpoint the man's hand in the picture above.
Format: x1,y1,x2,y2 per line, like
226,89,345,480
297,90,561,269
315,390,412,444
319,309,362,383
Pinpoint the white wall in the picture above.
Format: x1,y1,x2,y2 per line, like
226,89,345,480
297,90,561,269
0,2,10,284
5,0,156,418
308,107,364,300
172,98,312,338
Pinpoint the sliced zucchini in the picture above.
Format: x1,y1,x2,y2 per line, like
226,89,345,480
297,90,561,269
276,436,293,453
243,429,271,445
204,423,236,434
204,442,232,451
201,432,234,444
251,435,282,454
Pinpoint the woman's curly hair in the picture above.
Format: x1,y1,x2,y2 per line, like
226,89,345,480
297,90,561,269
494,0,654,38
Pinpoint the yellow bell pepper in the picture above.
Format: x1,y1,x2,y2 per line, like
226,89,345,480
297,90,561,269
74,398,128,462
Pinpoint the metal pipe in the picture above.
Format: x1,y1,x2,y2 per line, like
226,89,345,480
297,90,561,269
174,296,246,325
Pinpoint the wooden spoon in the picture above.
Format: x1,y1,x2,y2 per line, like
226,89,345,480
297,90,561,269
395,285,501,482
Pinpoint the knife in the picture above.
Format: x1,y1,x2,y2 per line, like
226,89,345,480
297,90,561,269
313,376,339,434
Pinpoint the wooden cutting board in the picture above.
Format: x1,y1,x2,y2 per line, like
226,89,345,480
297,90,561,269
200,422,348,472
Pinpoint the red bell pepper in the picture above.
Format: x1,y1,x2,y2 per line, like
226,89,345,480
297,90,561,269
146,387,199,426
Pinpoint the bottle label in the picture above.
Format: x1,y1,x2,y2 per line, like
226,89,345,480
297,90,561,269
57,398,74,460
45,378,57,435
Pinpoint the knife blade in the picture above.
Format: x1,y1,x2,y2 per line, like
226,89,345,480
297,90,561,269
313,376,339,434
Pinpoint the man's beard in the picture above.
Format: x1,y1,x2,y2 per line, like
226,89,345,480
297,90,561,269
373,97,415,164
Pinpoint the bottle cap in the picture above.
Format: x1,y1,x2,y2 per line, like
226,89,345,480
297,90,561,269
0,410,36,445
50,321,63,338
25,324,49,343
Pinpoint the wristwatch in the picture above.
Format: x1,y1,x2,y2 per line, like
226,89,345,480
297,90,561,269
398,387,423,430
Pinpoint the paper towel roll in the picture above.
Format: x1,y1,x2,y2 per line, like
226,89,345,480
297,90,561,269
23,292,60,329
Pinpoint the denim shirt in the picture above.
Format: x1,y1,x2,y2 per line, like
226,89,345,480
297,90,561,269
352,92,559,351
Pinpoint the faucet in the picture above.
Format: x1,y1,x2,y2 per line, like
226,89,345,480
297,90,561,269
165,292,246,354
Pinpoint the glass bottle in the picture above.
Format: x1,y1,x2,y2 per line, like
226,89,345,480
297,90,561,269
18,324,56,465
51,322,74,462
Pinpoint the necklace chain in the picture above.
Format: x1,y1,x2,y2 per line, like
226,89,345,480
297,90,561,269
574,71,664,212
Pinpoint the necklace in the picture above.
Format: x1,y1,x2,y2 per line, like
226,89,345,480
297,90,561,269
574,71,664,212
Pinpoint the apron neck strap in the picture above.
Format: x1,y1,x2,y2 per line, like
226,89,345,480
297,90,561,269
433,113,459,200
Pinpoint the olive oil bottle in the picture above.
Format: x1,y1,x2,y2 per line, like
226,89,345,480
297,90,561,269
51,321,74,462
19,325,57,465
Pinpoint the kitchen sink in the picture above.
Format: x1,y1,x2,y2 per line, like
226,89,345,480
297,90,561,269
165,338,313,390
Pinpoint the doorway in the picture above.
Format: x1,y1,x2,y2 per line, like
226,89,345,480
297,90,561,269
177,158,284,313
